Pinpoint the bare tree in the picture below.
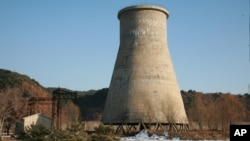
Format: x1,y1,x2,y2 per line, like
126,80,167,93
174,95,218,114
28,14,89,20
0,88,22,137
190,93,207,130
216,94,246,131
206,99,219,130
64,101,82,132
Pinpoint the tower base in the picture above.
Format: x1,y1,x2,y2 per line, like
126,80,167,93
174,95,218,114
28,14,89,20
105,122,189,134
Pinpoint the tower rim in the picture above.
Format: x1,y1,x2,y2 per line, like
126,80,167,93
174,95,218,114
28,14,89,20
118,5,169,19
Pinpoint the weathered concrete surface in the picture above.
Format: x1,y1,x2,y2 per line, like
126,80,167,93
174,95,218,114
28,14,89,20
22,113,52,130
103,5,189,125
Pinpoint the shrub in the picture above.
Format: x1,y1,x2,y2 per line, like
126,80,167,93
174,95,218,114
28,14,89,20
94,123,113,135
87,134,120,141
17,124,52,141
18,124,83,141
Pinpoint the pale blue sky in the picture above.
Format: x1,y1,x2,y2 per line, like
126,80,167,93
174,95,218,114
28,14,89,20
0,0,249,94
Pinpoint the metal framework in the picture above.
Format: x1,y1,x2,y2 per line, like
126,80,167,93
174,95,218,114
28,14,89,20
28,97,52,115
27,88,77,131
113,123,189,134
52,88,77,130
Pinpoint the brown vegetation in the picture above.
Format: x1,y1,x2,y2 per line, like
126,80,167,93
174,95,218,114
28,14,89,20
172,130,229,140
182,90,249,132
0,88,25,137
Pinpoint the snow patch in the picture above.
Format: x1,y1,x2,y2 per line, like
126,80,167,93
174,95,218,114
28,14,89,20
120,130,229,141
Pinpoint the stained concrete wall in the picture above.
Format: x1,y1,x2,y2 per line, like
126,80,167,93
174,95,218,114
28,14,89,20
103,5,188,125
22,113,51,130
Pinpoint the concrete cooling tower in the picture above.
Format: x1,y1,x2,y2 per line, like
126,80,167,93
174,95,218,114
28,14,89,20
103,5,189,133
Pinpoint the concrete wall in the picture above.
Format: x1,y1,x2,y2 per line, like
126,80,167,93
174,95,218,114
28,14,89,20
103,5,188,125
22,113,51,130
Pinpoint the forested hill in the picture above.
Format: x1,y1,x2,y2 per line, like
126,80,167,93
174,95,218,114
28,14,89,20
0,68,250,131
0,69,50,97
0,69,52,119
0,69,109,121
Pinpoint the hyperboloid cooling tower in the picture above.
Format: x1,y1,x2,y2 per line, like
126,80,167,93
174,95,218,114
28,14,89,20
103,5,189,132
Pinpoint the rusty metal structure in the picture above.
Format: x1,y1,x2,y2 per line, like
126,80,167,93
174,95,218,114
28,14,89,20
28,97,51,115
52,88,77,130
103,5,189,133
28,88,77,130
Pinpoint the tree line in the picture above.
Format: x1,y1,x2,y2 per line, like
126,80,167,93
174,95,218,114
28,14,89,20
182,90,250,132
1,86,250,139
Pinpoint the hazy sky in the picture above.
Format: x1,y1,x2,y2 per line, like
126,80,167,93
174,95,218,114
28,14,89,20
0,0,249,94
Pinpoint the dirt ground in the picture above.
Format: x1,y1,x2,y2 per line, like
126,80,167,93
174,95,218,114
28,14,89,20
166,130,229,140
